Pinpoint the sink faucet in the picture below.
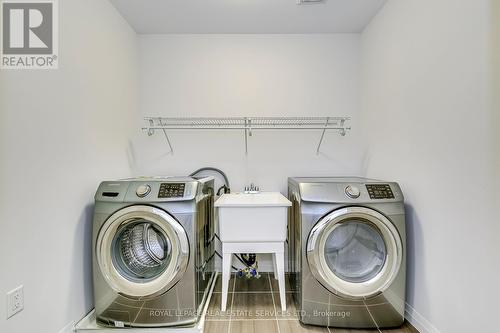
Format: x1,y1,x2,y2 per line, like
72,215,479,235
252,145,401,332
244,183,260,194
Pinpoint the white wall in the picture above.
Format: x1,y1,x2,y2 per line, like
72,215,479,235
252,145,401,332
134,34,362,271
134,34,362,193
494,0,500,198
0,1,137,332
361,1,498,332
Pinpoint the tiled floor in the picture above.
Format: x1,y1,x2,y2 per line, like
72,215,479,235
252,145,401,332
204,273,419,333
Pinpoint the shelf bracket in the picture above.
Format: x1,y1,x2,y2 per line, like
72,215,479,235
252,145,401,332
159,119,174,154
339,118,346,136
147,119,155,136
316,117,330,155
244,118,251,155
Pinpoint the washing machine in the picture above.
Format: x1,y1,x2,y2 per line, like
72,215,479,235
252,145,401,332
288,177,406,328
92,176,215,327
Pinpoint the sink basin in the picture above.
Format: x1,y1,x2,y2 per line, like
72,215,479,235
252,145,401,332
215,192,292,242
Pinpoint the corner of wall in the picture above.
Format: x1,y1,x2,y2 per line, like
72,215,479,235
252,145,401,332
493,0,500,196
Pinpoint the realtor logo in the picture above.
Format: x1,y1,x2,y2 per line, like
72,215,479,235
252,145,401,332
1,0,58,69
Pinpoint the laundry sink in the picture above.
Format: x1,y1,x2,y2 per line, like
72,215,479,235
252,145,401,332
215,192,292,242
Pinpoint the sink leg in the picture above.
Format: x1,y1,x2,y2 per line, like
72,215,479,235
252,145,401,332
275,251,286,311
272,253,278,280
221,252,231,311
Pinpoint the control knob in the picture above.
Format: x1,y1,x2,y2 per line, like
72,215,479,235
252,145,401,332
136,184,151,198
345,185,360,199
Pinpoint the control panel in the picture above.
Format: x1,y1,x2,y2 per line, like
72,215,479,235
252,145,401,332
158,183,185,198
366,184,395,199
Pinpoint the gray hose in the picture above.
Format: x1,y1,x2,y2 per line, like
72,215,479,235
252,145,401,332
190,167,230,188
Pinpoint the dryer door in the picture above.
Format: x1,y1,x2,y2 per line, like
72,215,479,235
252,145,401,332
96,205,189,298
307,206,402,299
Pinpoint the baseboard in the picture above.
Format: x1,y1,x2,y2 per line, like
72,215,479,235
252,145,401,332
57,320,75,333
405,303,441,333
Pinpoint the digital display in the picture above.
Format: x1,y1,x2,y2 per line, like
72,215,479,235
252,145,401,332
158,183,185,198
366,184,394,199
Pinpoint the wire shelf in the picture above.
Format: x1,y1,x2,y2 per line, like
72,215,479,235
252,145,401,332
143,116,351,155
144,116,348,129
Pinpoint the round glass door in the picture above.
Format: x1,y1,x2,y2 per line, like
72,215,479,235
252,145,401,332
112,221,172,282
307,207,402,299
97,206,189,298
324,221,386,283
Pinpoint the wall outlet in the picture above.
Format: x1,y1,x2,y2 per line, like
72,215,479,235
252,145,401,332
6,285,24,319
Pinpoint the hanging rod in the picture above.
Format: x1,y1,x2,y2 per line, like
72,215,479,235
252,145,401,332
142,116,351,155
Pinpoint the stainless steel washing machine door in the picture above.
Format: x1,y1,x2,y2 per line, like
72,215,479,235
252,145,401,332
96,205,189,299
307,206,402,299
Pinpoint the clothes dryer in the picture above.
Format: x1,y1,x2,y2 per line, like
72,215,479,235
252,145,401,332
288,177,405,328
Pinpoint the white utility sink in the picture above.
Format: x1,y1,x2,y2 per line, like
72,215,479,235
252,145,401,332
215,192,292,242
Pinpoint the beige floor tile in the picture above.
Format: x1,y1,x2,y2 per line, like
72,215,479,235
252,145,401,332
229,319,280,333
278,319,330,333
208,320,421,333
231,293,276,319
213,273,235,293
205,276,420,333
270,273,296,292
381,321,419,333
273,292,299,320
205,292,232,320
233,274,272,292
204,320,230,333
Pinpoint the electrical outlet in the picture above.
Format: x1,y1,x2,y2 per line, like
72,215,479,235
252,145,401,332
6,285,23,319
